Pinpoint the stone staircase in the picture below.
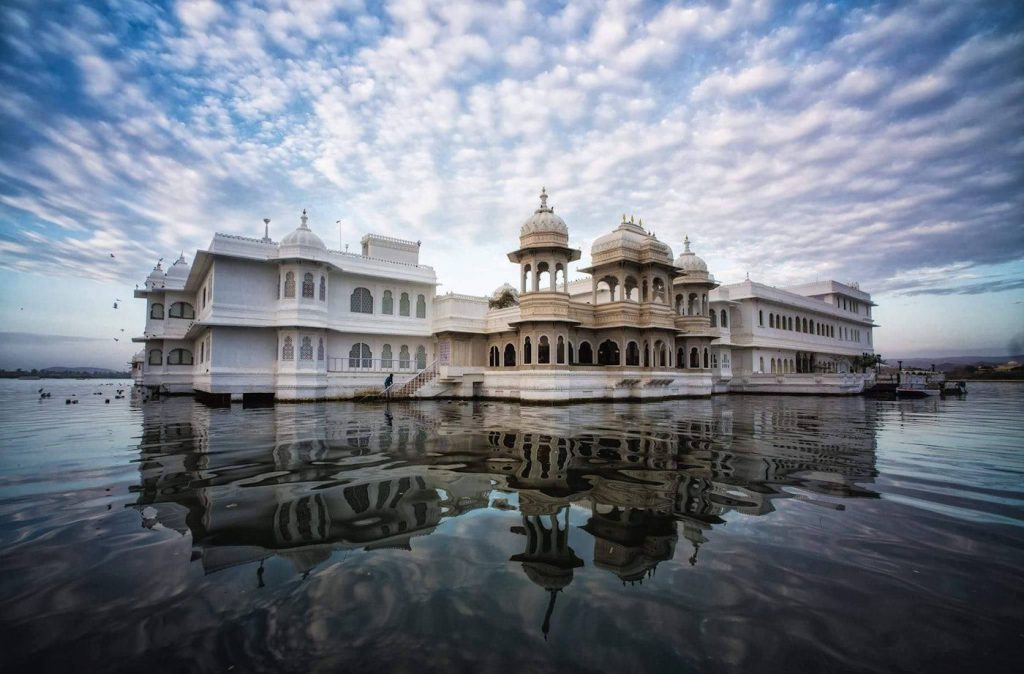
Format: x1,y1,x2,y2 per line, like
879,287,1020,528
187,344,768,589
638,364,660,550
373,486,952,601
386,360,440,398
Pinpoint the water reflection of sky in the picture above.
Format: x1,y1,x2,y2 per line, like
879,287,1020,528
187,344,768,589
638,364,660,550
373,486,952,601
0,380,1021,673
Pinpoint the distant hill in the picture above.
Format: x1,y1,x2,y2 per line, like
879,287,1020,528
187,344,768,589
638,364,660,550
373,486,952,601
893,355,1023,370
41,366,120,374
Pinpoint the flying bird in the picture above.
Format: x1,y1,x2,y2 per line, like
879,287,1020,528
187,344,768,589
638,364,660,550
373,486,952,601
113,302,118,309
110,253,115,258
113,337,119,342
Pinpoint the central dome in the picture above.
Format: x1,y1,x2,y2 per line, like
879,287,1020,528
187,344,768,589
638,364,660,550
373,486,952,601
591,216,673,263
165,252,191,280
281,209,326,250
521,187,568,237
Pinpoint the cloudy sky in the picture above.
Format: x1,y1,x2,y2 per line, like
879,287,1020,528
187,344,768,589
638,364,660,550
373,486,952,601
1,0,1022,369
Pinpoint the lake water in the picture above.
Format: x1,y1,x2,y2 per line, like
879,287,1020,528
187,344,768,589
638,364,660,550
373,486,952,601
0,379,1021,673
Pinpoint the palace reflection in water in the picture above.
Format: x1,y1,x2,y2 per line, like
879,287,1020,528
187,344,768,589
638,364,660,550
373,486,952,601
131,397,879,637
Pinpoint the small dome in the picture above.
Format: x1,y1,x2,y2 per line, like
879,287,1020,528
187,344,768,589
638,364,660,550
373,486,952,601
281,209,326,250
165,252,190,280
145,261,165,288
492,282,519,299
674,235,707,272
521,188,568,237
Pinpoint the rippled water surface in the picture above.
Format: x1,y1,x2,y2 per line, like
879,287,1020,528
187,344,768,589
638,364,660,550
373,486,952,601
1,380,1022,673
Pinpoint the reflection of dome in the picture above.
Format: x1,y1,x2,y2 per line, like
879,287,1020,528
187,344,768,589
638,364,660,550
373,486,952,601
280,209,326,250
165,253,190,280
591,216,673,263
522,562,574,590
521,188,568,237
674,235,707,272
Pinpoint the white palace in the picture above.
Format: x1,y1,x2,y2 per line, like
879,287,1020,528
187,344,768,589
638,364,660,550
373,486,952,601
134,190,876,402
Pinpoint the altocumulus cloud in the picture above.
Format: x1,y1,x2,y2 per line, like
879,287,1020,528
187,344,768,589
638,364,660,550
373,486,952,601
0,0,1021,297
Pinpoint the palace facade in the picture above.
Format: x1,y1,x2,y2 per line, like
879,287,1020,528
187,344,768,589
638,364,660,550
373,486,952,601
134,190,876,402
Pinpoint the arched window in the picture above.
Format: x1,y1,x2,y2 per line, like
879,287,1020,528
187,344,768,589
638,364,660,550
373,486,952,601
759,356,764,372
416,345,427,369
300,336,313,360
200,341,205,363
416,294,426,318
537,262,550,291
709,311,717,327
803,318,808,333
771,358,777,373
721,309,728,328
399,345,410,369
769,313,775,328
759,310,763,326
503,343,516,367
568,340,574,364
202,286,207,308
148,349,162,365
703,348,709,369
150,303,164,319
169,302,194,319
302,273,315,298
598,340,620,366
319,276,326,301
282,337,294,360
351,287,373,313
167,348,193,365
523,337,532,364
578,341,593,365
489,345,499,367
556,336,565,364
317,338,324,361
677,347,685,368
400,292,410,316
382,290,394,315
625,341,640,366
538,336,550,364
657,341,667,367
349,343,372,368
690,347,699,368
382,344,393,368
788,317,793,331
284,272,295,298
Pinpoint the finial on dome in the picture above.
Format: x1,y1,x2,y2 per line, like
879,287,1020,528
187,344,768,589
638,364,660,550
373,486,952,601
622,214,627,224
684,235,691,253
300,209,309,229
638,217,643,227
538,187,549,212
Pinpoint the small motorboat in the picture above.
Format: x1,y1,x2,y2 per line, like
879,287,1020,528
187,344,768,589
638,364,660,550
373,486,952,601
941,380,967,396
